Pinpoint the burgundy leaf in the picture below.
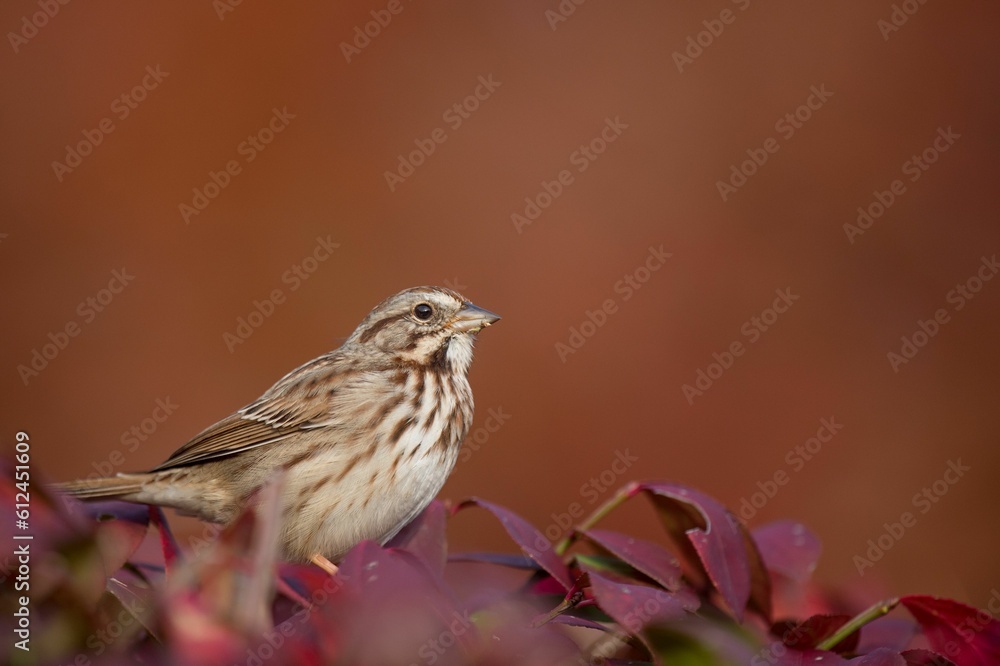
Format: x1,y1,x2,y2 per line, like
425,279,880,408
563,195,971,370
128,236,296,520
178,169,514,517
93,513,149,580
163,593,244,665
524,574,577,597
900,649,956,665
848,647,907,665
582,529,683,591
781,614,858,653
455,498,572,590
574,553,645,581
548,614,614,632
638,482,762,620
858,617,920,653
333,541,481,663
584,566,699,635
741,517,775,621
448,551,540,569
278,561,333,606
338,540,440,599
900,595,1000,666
106,577,159,641
149,505,180,570
753,520,822,583
771,648,848,666
388,499,447,578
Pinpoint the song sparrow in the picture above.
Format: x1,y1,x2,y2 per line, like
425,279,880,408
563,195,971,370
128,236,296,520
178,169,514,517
55,286,499,569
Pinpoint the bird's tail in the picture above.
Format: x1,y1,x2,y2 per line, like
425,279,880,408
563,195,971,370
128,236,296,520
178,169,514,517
50,475,146,500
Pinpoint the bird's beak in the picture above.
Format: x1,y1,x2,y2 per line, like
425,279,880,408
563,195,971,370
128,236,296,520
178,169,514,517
451,302,501,333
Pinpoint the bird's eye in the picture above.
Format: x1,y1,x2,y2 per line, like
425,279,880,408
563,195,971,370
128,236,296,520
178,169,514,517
413,303,434,321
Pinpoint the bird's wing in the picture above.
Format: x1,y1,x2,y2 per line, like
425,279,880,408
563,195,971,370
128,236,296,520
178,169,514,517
151,358,353,471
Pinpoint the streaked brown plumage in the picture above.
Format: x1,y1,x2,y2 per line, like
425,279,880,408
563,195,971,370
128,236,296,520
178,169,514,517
55,286,499,565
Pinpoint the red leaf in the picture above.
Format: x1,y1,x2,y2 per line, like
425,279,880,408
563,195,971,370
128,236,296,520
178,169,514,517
548,614,614,632
94,511,149,578
858,617,920,653
278,562,334,607
770,647,849,665
455,498,573,590
388,500,447,578
582,529,683,591
149,505,180,571
334,541,479,662
849,647,908,665
901,649,956,666
448,552,539,570
780,614,858,653
752,520,821,583
638,482,764,620
106,577,159,641
584,566,699,635
900,595,1000,666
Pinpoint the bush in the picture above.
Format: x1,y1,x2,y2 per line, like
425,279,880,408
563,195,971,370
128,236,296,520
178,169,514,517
1,460,997,665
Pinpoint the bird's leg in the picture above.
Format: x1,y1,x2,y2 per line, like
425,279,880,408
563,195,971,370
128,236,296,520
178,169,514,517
310,553,339,576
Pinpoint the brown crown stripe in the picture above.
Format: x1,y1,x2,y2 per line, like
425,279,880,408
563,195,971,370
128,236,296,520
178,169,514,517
358,312,406,344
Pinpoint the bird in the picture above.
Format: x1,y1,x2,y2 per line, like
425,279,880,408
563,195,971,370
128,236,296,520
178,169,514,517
54,286,499,573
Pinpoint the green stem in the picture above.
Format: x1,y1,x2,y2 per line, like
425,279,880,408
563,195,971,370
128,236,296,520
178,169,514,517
554,482,638,556
816,597,900,651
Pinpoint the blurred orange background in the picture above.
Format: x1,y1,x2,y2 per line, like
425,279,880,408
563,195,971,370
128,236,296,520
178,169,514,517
2,1,997,610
